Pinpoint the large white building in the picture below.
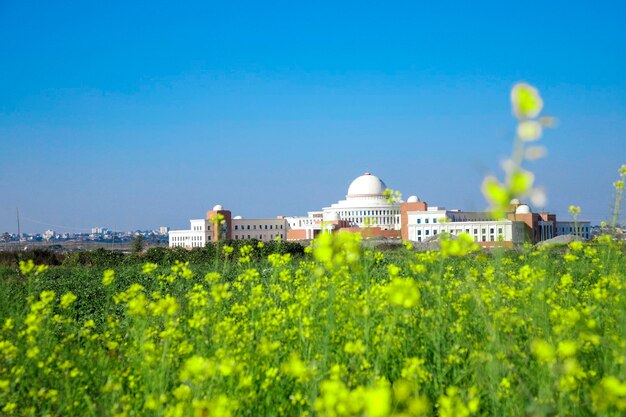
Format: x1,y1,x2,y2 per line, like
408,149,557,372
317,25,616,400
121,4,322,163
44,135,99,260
323,173,401,228
169,205,287,248
285,173,402,240
169,172,591,248
404,205,527,244
169,218,214,248
231,217,287,241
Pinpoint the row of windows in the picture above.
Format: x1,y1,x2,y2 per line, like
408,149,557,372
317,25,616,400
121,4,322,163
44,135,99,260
448,216,492,222
172,241,207,247
338,209,399,217
418,216,500,224
413,226,504,235
234,224,284,231
347,216,399,224
171,235,212,242
293,219,317,227
416,218,439,224
192,225,210,231
558,226,589,233
414,233,503,243
233,233,284,240
558,226,590,239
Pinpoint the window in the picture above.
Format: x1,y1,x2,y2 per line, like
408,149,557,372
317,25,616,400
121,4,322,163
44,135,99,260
417,219,421,224
425,230,430,235
253,225,256,230
425,219,429,224
265,225,268,229
433,230,438,235
235,225,238,230
417,230,421,236
247,225,250,230
490,228,494,234
433,218,437,224
498,228,502,234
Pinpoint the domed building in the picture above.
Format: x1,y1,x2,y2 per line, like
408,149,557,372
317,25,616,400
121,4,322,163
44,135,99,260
169,171,591,248
285,172,404,240
322,173,401,228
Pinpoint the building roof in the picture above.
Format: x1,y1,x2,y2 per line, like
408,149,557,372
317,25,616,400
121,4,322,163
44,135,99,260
347,173,387,198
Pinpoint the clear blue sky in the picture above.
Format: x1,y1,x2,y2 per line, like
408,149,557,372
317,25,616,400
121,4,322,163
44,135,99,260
1,0,625,233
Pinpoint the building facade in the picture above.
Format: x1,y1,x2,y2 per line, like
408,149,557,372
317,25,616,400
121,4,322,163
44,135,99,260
169,172,591,248
285,173,402,240
169,204,287,249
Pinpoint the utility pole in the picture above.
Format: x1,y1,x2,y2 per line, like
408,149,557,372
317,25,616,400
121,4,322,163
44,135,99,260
16,208,21,250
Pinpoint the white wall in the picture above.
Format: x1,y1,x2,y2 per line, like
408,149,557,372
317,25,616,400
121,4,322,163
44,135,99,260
406,209,525,244
231,218,287,241
168,219,213,248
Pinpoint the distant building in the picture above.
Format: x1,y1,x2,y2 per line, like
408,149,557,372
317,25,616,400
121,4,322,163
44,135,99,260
169,172,591,248
159,226,170,235
169,205,287,248
285,173,590,246
285,173,401,240
401,201,589,246
556,221,591,239
43,229,56,241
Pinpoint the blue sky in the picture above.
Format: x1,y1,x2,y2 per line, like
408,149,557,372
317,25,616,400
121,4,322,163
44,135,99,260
1,0,625,232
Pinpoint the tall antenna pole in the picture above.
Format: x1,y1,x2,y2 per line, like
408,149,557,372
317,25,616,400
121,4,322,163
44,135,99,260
16,208,21,249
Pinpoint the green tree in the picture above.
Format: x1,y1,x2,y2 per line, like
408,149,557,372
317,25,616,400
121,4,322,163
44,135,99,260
131,234,144,256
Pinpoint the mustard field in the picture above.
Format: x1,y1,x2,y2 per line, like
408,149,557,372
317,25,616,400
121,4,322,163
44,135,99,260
1,233,626,417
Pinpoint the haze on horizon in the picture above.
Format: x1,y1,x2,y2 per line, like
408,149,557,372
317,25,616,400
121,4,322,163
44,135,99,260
1,1,625,234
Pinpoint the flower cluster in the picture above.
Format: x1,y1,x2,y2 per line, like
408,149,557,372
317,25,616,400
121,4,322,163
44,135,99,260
0,225,625,416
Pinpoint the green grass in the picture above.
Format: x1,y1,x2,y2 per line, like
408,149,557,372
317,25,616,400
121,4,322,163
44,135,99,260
0,237,625,417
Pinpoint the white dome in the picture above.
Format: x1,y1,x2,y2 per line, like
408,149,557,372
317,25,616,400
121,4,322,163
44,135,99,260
347,173,387,197
509,198,521,205
515,204,531,214
407,195,419,203
212,204,223,211
233,215,243,219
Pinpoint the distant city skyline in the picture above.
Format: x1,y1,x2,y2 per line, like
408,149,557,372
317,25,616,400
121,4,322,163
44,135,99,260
1,1,625,233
